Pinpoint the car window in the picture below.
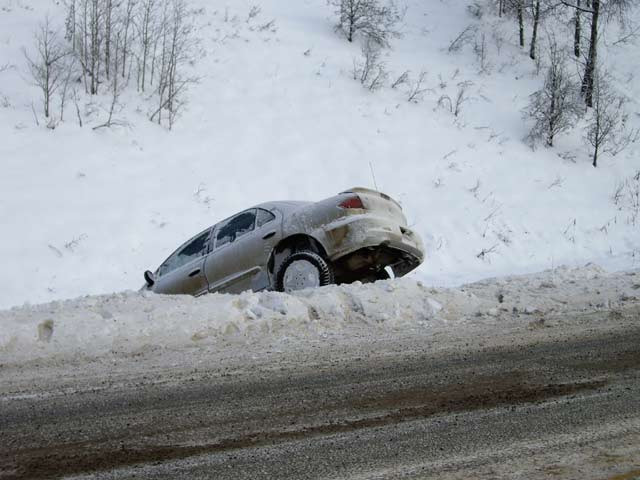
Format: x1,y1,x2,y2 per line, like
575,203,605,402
256,208,276,228
215,210,256,248
158,228,211,276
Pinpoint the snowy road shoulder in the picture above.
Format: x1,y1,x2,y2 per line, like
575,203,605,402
0,264,638,365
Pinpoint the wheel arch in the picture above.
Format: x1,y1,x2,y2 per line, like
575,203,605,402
267,233,329,279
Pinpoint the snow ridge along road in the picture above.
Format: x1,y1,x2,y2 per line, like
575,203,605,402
0,264,637,363
1,266,639,479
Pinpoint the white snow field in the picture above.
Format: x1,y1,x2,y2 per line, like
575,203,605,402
1,265,638,363
0,0,639,309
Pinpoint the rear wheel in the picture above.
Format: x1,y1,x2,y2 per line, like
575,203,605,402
276,251,333,292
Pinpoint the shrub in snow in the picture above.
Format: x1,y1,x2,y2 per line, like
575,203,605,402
437,82,471,118
330,0,404,47
352,38,388,91
613,170,640,226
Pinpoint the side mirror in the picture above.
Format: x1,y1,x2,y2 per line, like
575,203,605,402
144,270,155,288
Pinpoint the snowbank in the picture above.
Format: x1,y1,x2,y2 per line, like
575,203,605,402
1,266,637,363
0,279,439,362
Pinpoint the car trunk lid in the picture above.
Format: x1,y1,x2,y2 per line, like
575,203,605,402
339,187,407,225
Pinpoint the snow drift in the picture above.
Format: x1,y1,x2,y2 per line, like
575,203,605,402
1,265,637,363
0,279,438,363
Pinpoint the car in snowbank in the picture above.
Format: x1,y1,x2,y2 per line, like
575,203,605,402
143,188,424,295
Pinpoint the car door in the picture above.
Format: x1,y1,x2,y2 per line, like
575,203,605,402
153,228,212,296
204,208,281,294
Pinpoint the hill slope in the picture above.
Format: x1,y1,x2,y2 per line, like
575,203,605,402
0,0,638,308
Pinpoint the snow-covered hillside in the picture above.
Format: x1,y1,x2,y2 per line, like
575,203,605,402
0,0,638,308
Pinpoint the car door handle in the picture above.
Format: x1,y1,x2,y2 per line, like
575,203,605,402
188,269,201,278
262,231,276,240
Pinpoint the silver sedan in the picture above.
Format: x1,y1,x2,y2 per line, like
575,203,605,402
143,188,424,294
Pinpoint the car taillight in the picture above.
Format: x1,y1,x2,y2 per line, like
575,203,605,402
338,195,365,209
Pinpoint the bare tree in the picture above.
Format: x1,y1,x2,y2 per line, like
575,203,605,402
58,56,78,122
330,0,404,47
66,0,104,94
584,72,639,167
33,0,198,128
523,40,581,147
581,0,599,107
64,0,77,46
516,0,525,47
120,0,136,79
94,33,124,129
150,0,197,129
529,0,541,59
561,0,635,107
138,0,158,92
573,0,581,57
104,0,113,79
23,16,70,119
496,0,526,48
527,0,561,61
88,0,103,94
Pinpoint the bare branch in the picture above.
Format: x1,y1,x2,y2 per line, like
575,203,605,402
560,0,594,14
391,70,409,89
448,25,476,53
407,71,428,103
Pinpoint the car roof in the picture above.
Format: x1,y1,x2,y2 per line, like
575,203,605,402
254,200,311,214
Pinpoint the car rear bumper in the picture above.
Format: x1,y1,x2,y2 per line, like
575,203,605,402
323,214,425,268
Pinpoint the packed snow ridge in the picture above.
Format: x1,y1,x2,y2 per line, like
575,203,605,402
1,265,638,364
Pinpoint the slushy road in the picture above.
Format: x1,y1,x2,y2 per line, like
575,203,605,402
2,308,639,479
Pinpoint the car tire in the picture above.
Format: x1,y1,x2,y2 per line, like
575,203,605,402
276,251,333,292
